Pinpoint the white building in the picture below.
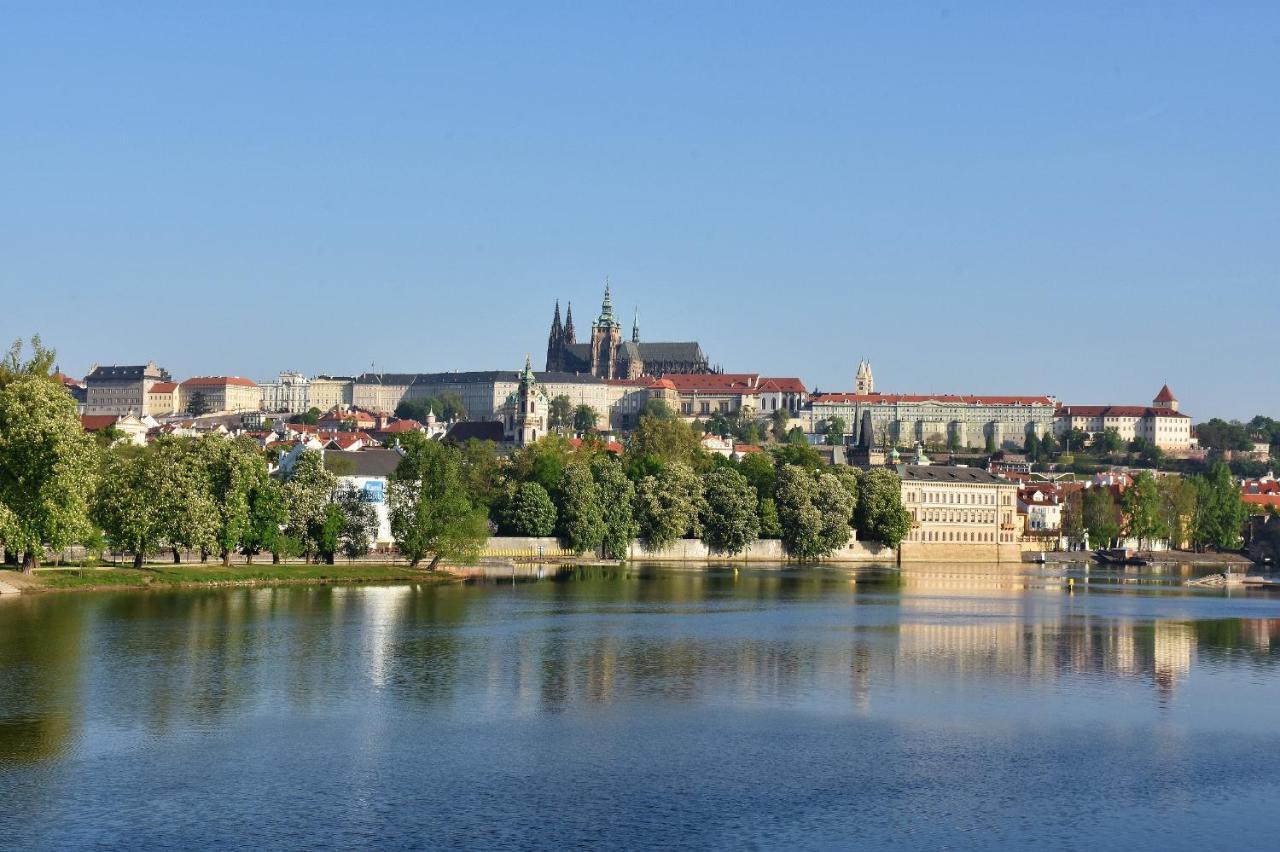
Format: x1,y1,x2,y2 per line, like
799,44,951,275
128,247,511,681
1054,385,1192,451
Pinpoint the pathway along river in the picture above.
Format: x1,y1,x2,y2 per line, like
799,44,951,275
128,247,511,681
3,563,1280,850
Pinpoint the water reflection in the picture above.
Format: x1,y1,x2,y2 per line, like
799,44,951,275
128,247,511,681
3,567,1280,767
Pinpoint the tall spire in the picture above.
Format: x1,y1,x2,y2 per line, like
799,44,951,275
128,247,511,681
598,277,616,327
632,307,639,343
564,302,576,343
546,301,564,372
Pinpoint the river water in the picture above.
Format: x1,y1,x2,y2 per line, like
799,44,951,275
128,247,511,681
3,564,1280,850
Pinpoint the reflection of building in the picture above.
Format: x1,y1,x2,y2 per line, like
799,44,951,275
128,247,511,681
897,465,1022,561
544,283,711,379
1054,385,1192,451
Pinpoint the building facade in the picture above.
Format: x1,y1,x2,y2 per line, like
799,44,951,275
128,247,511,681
178,377,262,414
811,393,1057,450
260,371,312,414
84,362,169,416
897,465,1022,561
1053,385,1192,451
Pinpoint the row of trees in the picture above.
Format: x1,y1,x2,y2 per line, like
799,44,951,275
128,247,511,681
1060,464,1248,551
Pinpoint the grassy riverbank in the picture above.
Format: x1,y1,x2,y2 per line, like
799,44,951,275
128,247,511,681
6,563,455,593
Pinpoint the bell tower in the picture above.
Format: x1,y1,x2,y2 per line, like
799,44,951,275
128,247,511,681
590,280,623,378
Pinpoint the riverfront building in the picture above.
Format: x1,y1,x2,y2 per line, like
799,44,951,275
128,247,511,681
897,465,1022,562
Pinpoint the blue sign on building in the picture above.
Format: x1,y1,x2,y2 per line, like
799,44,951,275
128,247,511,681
363,480,385,504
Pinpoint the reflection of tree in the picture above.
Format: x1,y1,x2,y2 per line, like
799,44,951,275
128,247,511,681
0,596,84,764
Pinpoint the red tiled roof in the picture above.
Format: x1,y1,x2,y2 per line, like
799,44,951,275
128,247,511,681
734,444,764,454
812,392,1054,406
759,377,807,393
149,382,178,394
1243,494,1280,509
569,437,625,453
80,415,120,431
1154,384,1177,403
181,376,258,388
378,419,423,433
1056,405,1189,419
662,373,760,394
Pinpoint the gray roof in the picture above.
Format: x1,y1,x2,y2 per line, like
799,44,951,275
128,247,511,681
86,364,160,382
562,341,707,369
898,465,1011,484
444,421,506,444
327,449,403,478
355,370,606,387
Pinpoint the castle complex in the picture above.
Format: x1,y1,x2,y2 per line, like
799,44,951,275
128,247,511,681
544,283,711,379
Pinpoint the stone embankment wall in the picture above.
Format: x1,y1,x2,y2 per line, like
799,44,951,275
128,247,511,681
897,541,1022,563
482,536,896,563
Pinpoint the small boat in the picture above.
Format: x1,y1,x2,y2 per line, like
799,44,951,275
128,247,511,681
1094,548,1148,566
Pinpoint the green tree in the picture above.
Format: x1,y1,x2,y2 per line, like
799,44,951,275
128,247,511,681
758,497,782,539
1096,428,1125,455
503,482,557,537
1061,489,1085,545
0,335,56,384
241,477,288,563
316,504,344,564
642,398,676,420
459,438,503,511
150,437,218,563
1157,475,1198,549
592,455,636,559
629,414,703,468
333,483,378,559
194,436,266,565
826,416,847,446
283,449,338,560
507,435,572,495
1083,486,1121,548
635,462,705,550
388,434,488,569
1120,471,1168,550
291,407,322,425
772,442,823,472
738,451,777,501
770,409,790,443
814,471,856,552
700,467,760,555
984,431,997,454
556,462,604,553
187,390,210,416
1193,461,1247,550
93,449,160,568
775,465,825,558
786,426,808,445
0,373,100,569
574,404,600,433
438,391,468,421
548,395,573,432
854,468,912,547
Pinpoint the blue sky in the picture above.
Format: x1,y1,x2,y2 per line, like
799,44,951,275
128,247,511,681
2,3,1276,419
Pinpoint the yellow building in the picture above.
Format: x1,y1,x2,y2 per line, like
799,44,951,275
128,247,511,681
178,376,262,414
897,464,1022,562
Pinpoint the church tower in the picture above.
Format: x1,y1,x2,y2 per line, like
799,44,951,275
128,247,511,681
545,301,564,371
855,359,875,395
564,302,576,344
632,308,640,343
1152,384,1179,412
590,281,623,379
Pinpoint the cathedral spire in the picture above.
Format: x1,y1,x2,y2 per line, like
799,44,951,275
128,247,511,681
598,278,617,327
546,301,565,372
564,302,576,343
632,307,639,343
